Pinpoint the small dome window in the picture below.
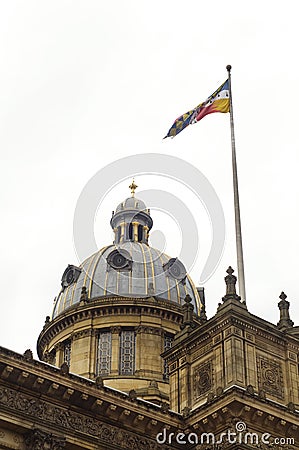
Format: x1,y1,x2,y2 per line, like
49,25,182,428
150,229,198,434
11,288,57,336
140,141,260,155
163,258,187,282
107,249,132,271
61,265,81,290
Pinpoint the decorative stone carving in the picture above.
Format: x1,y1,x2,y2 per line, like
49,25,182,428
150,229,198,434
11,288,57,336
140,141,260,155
160,401,170,413
246,385,255,395
206,392,215,403
258,389,266,399
23,349,33,361
222,266,241,302
257,356,284,400
54,342,64,352
277,291,294,330
216,386,223,396
128,389,137,401
0,428,25,448
199,303,207,323
135,326,163,335
193,361,213,399
180,294,196,330
43,351,56,365
288,402,296,412
43,316,51,330
0,387,167,450
95,376,104,388
181,406,191,418
80,286,89,304
72,329,92,340
60,362,69,375
148,282,155,295
110,326,121,334
169,362,177,372
25,428,65,450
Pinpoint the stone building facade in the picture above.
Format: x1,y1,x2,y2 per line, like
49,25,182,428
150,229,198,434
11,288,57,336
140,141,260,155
0,186,298,449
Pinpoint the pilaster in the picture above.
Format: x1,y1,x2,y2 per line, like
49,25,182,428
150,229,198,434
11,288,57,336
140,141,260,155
71,330,92,377
110,326,121,375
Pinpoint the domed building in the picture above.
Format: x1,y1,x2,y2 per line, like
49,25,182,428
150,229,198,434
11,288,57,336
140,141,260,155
1,181,299,450
37,181,202,403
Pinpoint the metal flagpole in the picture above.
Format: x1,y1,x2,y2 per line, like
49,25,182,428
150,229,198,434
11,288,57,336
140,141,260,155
226,65,246,304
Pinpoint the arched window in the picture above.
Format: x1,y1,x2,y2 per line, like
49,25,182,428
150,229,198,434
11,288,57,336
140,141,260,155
138,224,143,242
97,331,112,375
128,223,133,240
119,330,135,375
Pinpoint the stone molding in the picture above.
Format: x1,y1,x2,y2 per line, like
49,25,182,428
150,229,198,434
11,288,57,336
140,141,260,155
72,329,95,341
0,348,181,422
135,325,164,336
165,314,299,364
37,298,185,357
0,427,25,449
188,388,299,442
0,386,172,450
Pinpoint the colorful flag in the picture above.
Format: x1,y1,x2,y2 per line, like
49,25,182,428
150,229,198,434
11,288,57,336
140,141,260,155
164,80,229,139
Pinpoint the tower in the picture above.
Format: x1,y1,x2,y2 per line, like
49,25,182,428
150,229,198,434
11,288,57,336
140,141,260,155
37,182,202,404
162,267,299,447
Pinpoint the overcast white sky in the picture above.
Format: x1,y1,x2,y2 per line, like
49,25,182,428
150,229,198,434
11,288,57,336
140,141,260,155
1,1,299,356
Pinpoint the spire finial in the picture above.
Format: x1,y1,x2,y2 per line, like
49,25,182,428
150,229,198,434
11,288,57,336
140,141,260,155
222,266,241,302
277,291,294,330
129,179,138,197
180,294,196,330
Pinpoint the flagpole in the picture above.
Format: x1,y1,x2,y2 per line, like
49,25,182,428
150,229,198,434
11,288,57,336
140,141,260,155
226,65,246,304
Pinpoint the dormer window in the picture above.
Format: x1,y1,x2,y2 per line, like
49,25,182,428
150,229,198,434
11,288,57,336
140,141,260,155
107,249,132,271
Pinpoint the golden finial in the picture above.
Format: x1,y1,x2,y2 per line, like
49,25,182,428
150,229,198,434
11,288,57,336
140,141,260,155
129,179,138,197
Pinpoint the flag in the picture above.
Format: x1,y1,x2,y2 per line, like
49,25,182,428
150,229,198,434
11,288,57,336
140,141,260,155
164,80,229,139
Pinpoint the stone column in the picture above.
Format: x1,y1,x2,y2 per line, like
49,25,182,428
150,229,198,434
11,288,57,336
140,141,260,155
135,326,163,378
132,222,139,242
178,353,190,412
110,326,121,375
54,342,65,367
89,329,97,378
120,222,125,243
143,225,149,242
71,330,92,377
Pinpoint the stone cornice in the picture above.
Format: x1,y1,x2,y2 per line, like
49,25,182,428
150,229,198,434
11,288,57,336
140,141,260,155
0,384,178,450
0,346,182,428
163,307,299,363
38,296,194,358
187,386,299,436
1,348,298,449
